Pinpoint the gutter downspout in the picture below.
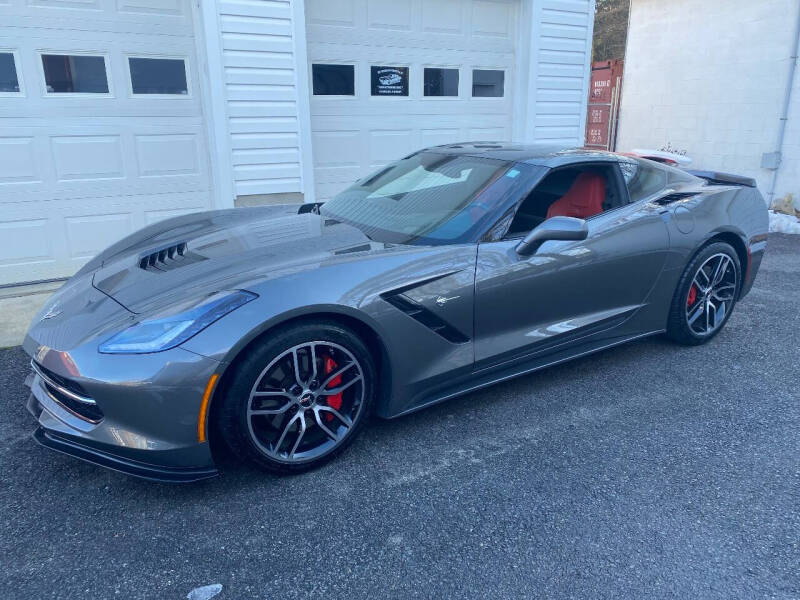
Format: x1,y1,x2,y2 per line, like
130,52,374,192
767,2,800,205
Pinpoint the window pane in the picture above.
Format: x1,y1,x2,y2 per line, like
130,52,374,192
625,159,667,202
42,54,108,93
0,53,20,93
472,69,504,97
129,57,187,94
424,68,458,96
312,64,354,95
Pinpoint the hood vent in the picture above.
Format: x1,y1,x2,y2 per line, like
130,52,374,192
138,242,206,272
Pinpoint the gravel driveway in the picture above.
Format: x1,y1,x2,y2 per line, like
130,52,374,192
1,234,798,600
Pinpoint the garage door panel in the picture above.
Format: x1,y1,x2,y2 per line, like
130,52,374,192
305,27,516,55
471,0,515,38
0,219,53,267
368,129,415,167
134,134,199,177
421,128,463,147
0,0,213,285
65,213,133,260
307,0,519,200
368,0,413,31
51,135,125,182
422,0,464,34
0,190,210,283
0,137,40,184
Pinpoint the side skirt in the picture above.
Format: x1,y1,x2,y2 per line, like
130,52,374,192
389,329,665,419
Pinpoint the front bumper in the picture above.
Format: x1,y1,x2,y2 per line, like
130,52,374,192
23,342,221,483
31,426,217,483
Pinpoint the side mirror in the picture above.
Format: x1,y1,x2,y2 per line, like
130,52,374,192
516,216,588,256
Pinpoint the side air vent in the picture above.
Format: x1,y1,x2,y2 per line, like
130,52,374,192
138,242,206,272
381,293,469,344
653,192,697,205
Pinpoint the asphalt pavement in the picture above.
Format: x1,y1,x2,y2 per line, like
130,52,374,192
1,234,798,600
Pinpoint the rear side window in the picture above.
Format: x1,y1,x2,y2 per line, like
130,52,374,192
622,159,667,202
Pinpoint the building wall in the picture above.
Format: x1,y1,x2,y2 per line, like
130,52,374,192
214,0,313,201
617,0,800,203
213,0,595,204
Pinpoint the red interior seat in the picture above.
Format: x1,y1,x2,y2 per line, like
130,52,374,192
546,172,606,219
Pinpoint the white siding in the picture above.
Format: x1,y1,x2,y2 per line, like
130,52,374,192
217,0,307,198
617,0,799,203
518,0,594,144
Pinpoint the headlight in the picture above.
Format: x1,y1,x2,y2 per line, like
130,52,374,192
98,290,257,354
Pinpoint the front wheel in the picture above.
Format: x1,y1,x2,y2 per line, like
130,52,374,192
218,321,376,474
666,241,741,346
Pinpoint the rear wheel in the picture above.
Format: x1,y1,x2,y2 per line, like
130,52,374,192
218,321,376,474
666,242,741,345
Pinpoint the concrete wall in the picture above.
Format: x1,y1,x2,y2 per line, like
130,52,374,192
617,0,800,204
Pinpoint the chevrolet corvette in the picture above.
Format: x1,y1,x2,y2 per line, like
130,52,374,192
23,143,768,480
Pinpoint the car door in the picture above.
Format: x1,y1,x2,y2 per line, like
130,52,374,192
473,160,671,367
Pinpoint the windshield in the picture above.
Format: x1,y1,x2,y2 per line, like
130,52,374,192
320,152,511,244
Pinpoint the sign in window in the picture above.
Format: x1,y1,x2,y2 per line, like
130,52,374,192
371,66,408,96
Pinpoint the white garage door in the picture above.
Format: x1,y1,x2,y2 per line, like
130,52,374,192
0,0,213,286
305,0,518,200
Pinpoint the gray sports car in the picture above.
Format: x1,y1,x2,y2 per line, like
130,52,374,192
23,143,768,481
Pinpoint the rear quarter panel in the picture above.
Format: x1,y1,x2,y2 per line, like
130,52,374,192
658,184,768,311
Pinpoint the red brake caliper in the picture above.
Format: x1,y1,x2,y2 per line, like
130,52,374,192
687,284,698,307
323,355,343,422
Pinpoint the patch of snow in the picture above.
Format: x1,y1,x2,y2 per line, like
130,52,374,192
768,210,800,234
187,584,223,600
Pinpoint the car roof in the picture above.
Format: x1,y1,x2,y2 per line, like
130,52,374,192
421,141,622,167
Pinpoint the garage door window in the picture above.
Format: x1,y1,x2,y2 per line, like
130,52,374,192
472,69,504,97
424,68,459,97
129,57,188,95
312,64,354,96
42,54,108,94
0,52,20,93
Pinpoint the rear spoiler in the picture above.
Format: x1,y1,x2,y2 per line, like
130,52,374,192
686,170,756,188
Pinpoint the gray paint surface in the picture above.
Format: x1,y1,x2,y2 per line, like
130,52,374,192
20,144,769,476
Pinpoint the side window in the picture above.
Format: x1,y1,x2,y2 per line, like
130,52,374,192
623,159,667,202
506,166,616,237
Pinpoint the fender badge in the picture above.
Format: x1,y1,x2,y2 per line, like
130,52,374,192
40,302,62,321
435,295,460,307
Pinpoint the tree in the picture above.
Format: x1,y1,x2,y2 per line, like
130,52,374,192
592,0,630,61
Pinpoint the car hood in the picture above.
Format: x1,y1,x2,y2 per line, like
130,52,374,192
90,205,411,314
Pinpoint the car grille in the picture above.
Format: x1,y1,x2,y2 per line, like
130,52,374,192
31,361,103,423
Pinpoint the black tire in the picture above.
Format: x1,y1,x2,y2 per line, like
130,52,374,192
665,241,741,346
217,320,376,474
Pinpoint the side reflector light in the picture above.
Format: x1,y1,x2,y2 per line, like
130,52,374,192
197,373,219,443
